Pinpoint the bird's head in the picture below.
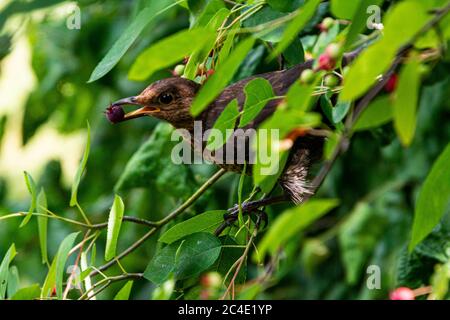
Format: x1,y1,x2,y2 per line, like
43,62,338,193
110,77,201,129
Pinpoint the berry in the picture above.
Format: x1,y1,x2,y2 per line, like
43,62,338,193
300,69,315,84
196,63,206,76
206,69,215,77
200,272,222,288
172,64,185,77
317,54,336,71
322,17,335,30
324,74,339,87
318,17,334,32
384,73,398,93
106,104,125,124
325,43,342,59
390,287,415,300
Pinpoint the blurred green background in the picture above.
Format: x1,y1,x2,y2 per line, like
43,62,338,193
0,0,449,299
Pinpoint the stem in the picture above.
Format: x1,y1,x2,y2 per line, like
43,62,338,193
90,169,227,276
78,273,143,300
156,168,227,226
76,203,92,226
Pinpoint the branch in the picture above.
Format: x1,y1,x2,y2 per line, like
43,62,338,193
78,273,143,300
90,168,227,276
310,2,450,193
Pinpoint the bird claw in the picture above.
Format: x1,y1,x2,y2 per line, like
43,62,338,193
222,205,268,229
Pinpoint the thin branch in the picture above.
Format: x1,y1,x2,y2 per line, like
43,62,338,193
79,273,143,300
90,169,227,276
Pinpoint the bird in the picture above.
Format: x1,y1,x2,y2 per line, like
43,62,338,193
107,51,360,207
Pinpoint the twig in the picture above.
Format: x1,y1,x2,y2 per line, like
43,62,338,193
221,216,261,300
90,168,227,276
79,273,143,300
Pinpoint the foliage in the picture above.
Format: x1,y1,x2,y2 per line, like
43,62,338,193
0,0,449,301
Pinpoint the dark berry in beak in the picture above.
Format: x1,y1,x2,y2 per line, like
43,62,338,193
106,104,125,123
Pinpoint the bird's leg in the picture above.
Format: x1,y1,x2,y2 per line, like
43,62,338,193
214,194,289,235
225,194,289,218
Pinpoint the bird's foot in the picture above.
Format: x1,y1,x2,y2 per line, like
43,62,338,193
214,195,288,235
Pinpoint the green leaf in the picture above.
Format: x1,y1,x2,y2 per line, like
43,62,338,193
283,38,305,66
0,0,65,30
41,257,57,298
114,281,133,300
7,266,19,298
159,210,226,244
105,195,125,261
338,202,387,284
88,0,177,82
129,28,215,81
267,0,303,12
353,96,393,131
243,6,286,43
393,59,421,147
331,0,359,19
270,0,321,59
144,242,180,284
343,0,384,50
341,1,428,101
252,111,321,192
239,78,275,128
19,171,37,227
285,73,322,112
115,123,196,198
55,232,79,299
174,232,222,279
409,143,450,251
332,101,351,124
256,199,339,261
0,244,16,299
193,0,226,27
340,42,396,102
190,37,256,116
217,23,239,67
206,100,239,150
37,188,48,265
10,284,41,300
70,122,90,207
213,236,246,284
184,7,230,79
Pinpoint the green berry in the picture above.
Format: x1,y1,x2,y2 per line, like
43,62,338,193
173,64,185,76
300,69,315,84
322,17,335,30
324,74,339,87
325,43,342,59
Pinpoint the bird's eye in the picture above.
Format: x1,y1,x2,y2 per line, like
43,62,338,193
158,92,174,104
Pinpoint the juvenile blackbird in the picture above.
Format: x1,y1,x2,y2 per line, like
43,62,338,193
109,51,359,204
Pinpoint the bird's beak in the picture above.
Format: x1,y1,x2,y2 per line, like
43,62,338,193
112,96,160,121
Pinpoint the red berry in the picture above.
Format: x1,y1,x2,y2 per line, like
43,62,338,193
318,54,336,71
200,272,222,288
384,73,398,93
106,104,125,124
206,69,215,77
390,287,415,300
